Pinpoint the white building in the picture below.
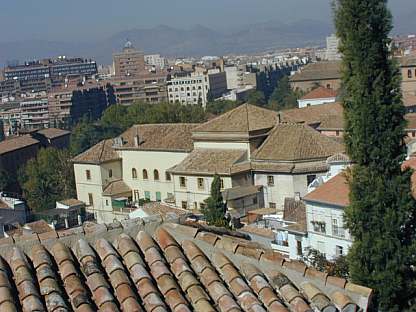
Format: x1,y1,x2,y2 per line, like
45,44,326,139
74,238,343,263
167,73,209,107
297,86,338,108
303,172,352,260
326,34,341,61
144,54,167,69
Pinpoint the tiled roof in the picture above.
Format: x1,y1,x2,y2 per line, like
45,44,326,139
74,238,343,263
57,198,84,207
36,128,71,139
102,179,132,196
193,104,278,133
326,153,350,164
222,185,262,201
316,114,345,130
239,225,275,239
0,220,373,311
399,55,416,67
139,202,189,218
283,198,307,233
303,172,350,207
118,124,199,152
252,123,344,162
72,139,120,164
290,61,341,82
233,160,330,174
300,87,338,100
0,135,39,155
403,93,416,107
280,102,344,126
170,148,247,175
405,113,416,129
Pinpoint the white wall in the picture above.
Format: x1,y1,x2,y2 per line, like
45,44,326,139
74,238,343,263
173,174,232,210
120,150,189,203
306,201,352,260
298,97,336,108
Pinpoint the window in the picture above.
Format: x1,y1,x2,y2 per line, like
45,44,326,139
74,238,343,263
156,192,161,202
336,245,343,257
180,177,186,188
86,170,91,180
143,169,148,180
307,174,316,186
269,202,276,209
194,202,198,210
132,168,137,179
408,69,413,79
105,199,109,206
154,169,159,181
312,221,326,233
134,190,139,202
144,191,151,200
220,178,224,189
165,172,171,181
197,178,204,190
267,176,274,186
253,197,258,205
109,169,113,178
181,201,188,209
88,193,93,206
332,219,345,237
297,240,303,256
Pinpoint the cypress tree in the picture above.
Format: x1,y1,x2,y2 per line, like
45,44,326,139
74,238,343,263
334,0,416,310
201,174,228,227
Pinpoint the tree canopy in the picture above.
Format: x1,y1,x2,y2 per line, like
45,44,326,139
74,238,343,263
20,148,76,212
268,75,301,111
335,0,416,309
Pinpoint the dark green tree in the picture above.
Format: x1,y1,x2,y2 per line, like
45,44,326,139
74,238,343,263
0,169,10,191
0,120,5,142
247,90,266,106
268,75,300,111
206,100,240,115
201,174,228,227
335,0,416,309
20,148,76,212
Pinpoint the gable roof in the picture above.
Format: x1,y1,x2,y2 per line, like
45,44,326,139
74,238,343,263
103,179,132,196
169,148,247,175
290,61,341,82
72,139,120,164
304,172,350,207
300,86,338,100
280,102,344,126
119,123,198,152
252,123,345,162
317,114,345,130
0,135,39,155
193,104,278,133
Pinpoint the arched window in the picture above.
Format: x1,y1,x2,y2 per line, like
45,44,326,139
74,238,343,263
132,168,137,179
143,169,148,180
109,169,113,178
408,69,413,79
154,169,159,181
165,172,171,181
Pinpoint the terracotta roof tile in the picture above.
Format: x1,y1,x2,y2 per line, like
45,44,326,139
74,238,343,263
300,87,337,100
36,128,70,139
194,104,278,133
72,139,120,164
280,102,343,126
290,61,341,82
0,221,373,311
303,172,350,207
0,135,39,155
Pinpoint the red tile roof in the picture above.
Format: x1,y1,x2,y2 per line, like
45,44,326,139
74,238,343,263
300,86,338,100
303,173,350,207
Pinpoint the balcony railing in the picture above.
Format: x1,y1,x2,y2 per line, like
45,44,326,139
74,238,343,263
332,226,346,238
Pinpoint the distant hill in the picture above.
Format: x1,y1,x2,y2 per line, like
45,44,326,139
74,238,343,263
0,16,412,66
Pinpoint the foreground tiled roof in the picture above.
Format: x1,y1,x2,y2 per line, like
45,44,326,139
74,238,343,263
0,135,39,155
119,124,199,152
36,128,71,139
72,139,120,164
252,123,344,162
300,87,338,100
290,61,341,82
170,148,247,175
303,173,350,207
280,102,343,126
193,104,278,133
0,219,372,311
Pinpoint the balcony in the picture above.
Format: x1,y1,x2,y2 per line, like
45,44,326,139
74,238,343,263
332,226,346,238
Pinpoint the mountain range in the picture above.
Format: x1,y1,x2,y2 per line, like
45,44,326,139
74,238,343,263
0,16,413,66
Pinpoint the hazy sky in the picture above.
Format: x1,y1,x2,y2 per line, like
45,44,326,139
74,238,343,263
1,0,414,42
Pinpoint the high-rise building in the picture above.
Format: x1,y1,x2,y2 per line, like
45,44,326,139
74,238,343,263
325,34,341,61
113,41,145,77
144,54,167,69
